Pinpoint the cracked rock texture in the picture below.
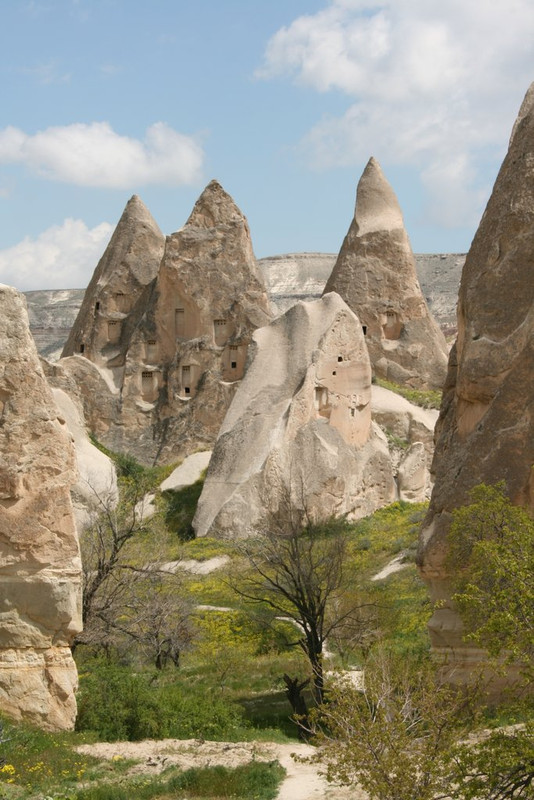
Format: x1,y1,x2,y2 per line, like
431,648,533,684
418,82,534,684
193,293,396,538
324,157,448,389
0,285,81,730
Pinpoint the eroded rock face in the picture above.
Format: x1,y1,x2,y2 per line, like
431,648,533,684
57,181,272,464
62,195,165,365
193,293,396,538
324,158,448,389
0,286,81,730
418,82,534,682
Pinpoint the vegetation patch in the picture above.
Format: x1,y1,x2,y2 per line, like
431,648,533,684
374,377,442,409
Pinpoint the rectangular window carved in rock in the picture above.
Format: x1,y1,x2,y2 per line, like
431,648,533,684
107,320,121,343
114,292,130,313
146,339,158,361
175,308,185,338
213,319,229,346
141,371,155,399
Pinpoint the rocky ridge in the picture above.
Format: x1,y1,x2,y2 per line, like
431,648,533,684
0,285,81,730
418,81,534,683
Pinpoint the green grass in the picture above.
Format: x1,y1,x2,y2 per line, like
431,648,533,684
375,377,442,409
73,761,285,800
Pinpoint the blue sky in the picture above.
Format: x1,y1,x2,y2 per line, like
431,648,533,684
1,0,534,290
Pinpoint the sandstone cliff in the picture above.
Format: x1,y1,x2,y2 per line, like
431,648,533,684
57,181,272,464
0,285,81,730
193,293,396,538
324,158,449,389
418,82,534,682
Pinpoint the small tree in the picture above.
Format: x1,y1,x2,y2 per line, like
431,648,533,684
313,648,474,800
236,499,373,710
445,483,534,799
447,482,534,668
74,468,192,667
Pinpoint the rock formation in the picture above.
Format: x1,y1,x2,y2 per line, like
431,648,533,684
193,293,396,538
0,285,81,730
371,384,438,503
324,158,449,389
62,194,165,364
418,82,534,682
56,181,272,464
50,386,118,531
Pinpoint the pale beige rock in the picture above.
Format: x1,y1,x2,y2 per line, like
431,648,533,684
324,158,448,389
0,285,81,730
57,181,272,465
62,195,165,365
418,81,534,684
51,387,118,530
193,293,396,538
371,383,437,496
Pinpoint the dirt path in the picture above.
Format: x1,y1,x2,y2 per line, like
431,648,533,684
76,738,364,799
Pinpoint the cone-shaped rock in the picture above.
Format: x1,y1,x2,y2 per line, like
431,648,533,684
418,82,534,685
57,181,272,464
193,292,395,538
62,195,165,364
324,158,448,389
0,285,81,730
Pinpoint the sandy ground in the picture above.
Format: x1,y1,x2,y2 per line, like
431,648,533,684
76,738,364,799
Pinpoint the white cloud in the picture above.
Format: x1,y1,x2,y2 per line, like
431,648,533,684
0,122,204,188
258,0,534,227
0,219,113,291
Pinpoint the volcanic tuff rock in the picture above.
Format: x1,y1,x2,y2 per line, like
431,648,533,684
193,293,396,539
62,195,165,364
56,181,272,464
324,158,449,389
418,82,534,682
0,285,81,730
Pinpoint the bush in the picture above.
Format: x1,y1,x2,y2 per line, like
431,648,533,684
76,662,248,741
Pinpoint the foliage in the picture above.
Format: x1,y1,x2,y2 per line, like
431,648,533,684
165,760,285,799
312,649,475,800
0,715,105,798
162,473,206,541
73,761,285,800
374,377,442,409
236,502,373,710
75,661,249,742
447,482,534,665
451,720,534,800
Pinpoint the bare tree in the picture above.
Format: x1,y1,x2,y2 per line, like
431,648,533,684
73,478,192,667
236,498,374,710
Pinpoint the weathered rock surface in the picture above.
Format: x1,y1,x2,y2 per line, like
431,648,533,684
418,82,534,682
193,293,396,538
55,181,272,465
0,285,81,730
61,195,165,364
371,384,438,502
50,387,118,530
24,252,462,359
324,158,449,389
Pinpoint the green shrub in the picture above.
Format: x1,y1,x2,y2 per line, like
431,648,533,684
168,760,285,798
163,474,206,540
76,662,248,741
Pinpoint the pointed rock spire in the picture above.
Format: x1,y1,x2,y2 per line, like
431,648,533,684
57,181,272,464
62,194,165,363
324,157,448,390
418,81,534,687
